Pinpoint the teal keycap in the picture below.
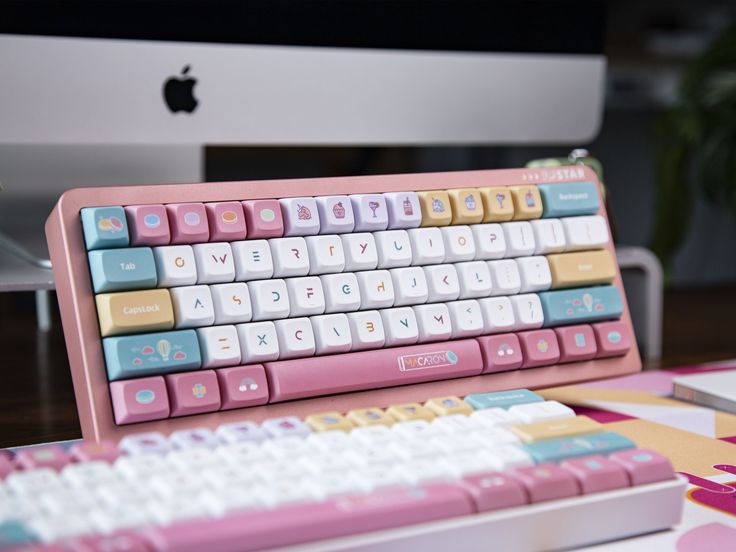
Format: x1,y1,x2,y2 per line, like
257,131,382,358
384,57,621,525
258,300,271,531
538,182,600,217
81,206,129,250
0,521,37,548
88,247,157,293
539,285,623,327
523,432,635,464
103,330,201,381
465,389,544,410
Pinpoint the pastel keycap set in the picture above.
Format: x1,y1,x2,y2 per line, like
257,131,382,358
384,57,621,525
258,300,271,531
46,167,640,440
0,390,685,551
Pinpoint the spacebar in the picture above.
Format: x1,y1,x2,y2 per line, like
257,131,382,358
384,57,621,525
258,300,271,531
143,484,474,552
264,339,483,402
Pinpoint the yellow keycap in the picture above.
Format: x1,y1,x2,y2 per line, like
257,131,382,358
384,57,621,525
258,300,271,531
425,396,473,416
346,407,394,427
417,190,452,226
447,188,484,224
479,187,515,222
509,186,543,219
510,415,603,443
547,250,616,289
386,402,436,422
305,411,354,432
95,289,174,337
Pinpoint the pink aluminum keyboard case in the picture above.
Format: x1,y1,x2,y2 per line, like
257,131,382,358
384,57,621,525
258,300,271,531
46,167,641,441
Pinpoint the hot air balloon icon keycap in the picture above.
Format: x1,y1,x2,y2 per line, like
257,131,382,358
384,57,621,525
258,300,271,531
102,330,202,380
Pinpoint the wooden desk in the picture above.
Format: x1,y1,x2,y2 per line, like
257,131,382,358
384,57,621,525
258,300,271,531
2,286,736,448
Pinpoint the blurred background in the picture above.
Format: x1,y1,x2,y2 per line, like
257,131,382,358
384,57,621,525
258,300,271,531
1,0,736,443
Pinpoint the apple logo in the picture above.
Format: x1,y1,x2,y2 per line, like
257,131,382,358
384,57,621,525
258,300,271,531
163,65,198,114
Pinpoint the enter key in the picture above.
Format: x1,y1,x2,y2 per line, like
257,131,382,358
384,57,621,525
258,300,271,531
510,415,603,443
547,250,615,289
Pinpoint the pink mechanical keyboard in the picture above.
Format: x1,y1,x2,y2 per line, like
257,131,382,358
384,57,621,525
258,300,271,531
0,167,687,550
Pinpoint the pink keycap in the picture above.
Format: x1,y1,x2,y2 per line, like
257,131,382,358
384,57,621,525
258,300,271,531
0,452,16,478
68,530,150,552
508,463,579,503
518,329,561,368
142,483,474,552
217,365,269,410
609,449,675,485
109,376,170,424
459,471,528,512
265,339,483,402
166,203,209,244
206,202,247,242
560,455,629,494
555,325,597,363
125,204,171,246
69,440,121,463
477,334,523,373
242,199,284,238
166,370,221,417
16,445,69,471
593,321,632,358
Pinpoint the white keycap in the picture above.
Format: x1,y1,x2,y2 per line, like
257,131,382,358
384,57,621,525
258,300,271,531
197,324,241,367
441,226,476,262
192,242,235,284
344,445,397,467
231,239,274,281
432,414,482,434
503,221,536,257
6,469,64,495
400,458,452,484
280,197,320,236
434,434,480,455
118,432,171,455
31,514,94,543
148,497,212,526
347,310,386,350
248,279,290,320
307,430,352,452
516,256,552,292
236,321,280,362
471,223,506,260
408,227,445,265
311,313,352,354
170,285,215,328
202,464,261,490
201,485,266,516
531,218,566,254
479,296,516,333
508,400,575,423
216,421,268,444
391,420,438,440
39,490,99,515
447,299,484,338
62,461,118,488
390,266,428,306
562,215,609,251
356,270,395,308
261,416,311,438
351,194,389,231
487,445,534,470
114,454,169,481
270,237,310,277
350,425,396,445
154,245,197,287
374,230,413,268
216,442,269,467
384,191,423,229
341,233,378,271
321,273,361,313
442,453,498,478
424,264,460,302
470,408,524,428
305,235,345,274
471,427,520,448
261,436,316,459
488,260,521,295
91,505,151,533
150,471,207,498
211,282,252,324
166,447,219,472
358,466,410,490
413,303,452,342
315,195,355,234
510,294,544,330
380,307,419,346
456,261,493,298
275,317,316,359
312,473,365,497
169,427,220,449
286,276,326,316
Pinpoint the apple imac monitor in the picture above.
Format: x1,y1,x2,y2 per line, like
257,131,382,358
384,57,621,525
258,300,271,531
0,0,606,289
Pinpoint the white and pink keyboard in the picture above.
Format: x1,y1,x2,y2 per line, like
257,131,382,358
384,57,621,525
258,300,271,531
7,166,684,550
